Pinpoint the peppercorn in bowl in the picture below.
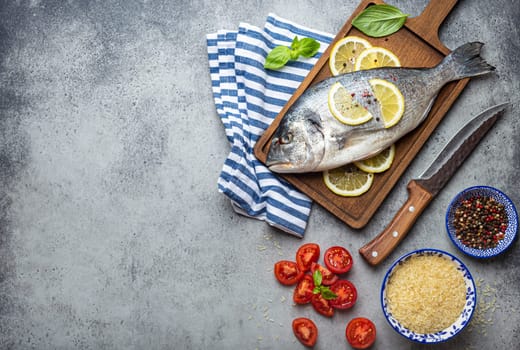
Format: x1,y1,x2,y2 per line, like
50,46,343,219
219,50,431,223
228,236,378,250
446,186,518,258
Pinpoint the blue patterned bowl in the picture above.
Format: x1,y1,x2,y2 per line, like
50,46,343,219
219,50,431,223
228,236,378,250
381,249,476,343
446,186,518,258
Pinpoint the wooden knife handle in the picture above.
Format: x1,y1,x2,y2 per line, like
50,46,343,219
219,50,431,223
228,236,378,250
359,180,434,266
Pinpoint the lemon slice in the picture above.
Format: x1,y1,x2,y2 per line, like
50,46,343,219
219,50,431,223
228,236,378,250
354,46,401,71
354,144,396,173
369,79,405,128
329,36,372,76
323,164,374,197
328,82,373,125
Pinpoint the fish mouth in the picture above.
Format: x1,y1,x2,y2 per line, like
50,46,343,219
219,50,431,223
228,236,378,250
266,155,292,173
266,145,294,173
267,155,307,173
267,162,295,173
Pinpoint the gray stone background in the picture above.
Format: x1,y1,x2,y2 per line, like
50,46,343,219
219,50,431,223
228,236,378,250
1,0,519,349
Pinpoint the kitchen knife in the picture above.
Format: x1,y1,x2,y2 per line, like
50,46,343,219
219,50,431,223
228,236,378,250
359,103,508,266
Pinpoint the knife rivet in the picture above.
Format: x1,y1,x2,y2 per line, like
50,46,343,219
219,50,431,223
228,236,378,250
371,251,378,258
393,231,399,238
409,206,415,212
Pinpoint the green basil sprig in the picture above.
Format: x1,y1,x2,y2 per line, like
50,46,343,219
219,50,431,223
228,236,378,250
352,4,409,38
264,36,320,70
312,270,337,300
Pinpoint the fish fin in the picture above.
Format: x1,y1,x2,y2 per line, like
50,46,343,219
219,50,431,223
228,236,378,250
337,128,385,151
443,42,495,80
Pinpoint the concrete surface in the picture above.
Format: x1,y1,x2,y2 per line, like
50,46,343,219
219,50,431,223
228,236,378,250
0,0,519,349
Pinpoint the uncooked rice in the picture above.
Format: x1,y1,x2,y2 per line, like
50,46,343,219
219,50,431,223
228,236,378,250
386,254,466,334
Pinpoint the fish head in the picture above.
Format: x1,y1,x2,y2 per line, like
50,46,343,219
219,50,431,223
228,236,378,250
266,108,325,173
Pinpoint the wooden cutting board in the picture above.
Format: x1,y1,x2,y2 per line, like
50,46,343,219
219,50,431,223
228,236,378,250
254,0,468,229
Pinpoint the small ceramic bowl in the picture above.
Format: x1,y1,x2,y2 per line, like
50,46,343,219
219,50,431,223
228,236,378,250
446,186,518,258
381,249,476,344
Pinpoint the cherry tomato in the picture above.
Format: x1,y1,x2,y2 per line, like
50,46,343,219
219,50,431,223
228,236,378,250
274,260,303,286
293,274,315,304
311,262,338,286
292,317,318,347
311,293,334,317
329,279,357,309
296,243,320,272
346,317,376,349
324,246,353,274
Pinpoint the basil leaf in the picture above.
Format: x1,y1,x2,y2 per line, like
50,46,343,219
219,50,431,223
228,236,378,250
296,38,321,58
312,287,321,295
320,287,338,300
352,4,409,38
264,36,320,70
290,36,300,50
313,270,322,287
264,46,292,69
289,49,300,61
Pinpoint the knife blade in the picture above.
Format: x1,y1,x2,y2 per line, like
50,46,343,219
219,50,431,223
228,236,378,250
359,103,508,266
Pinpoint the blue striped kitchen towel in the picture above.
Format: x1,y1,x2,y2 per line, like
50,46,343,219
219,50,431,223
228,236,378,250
207,14,333,237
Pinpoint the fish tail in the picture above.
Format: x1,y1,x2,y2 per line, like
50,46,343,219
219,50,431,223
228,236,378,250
441,42,496,80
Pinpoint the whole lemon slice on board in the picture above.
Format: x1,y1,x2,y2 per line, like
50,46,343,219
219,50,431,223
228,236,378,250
354,46,401,71
323,164,374,197
328,82,373,125
329,36,372,76
354,144,396,173
369,78,405,128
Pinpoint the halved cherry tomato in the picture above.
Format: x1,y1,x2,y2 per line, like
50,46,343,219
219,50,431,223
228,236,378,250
324,246,353,274
293,274,315,304
274,260,303,286
311,293,334,317
311,262,338,286
329,279,357,309
292,317,318,347
346,317,376,349
296,243,320,272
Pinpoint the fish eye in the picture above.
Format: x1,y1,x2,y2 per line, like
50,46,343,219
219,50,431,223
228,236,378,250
280,132,293,144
